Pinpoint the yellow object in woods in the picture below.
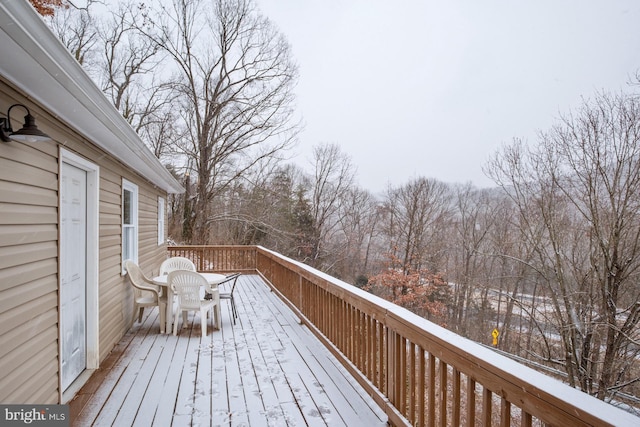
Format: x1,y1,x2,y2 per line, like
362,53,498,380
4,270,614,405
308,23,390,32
492,328,499,346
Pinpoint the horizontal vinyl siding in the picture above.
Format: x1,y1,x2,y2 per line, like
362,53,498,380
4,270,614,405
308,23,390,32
0,258,57,292
0,77,172,403
99,274,126,354
0,323,58,402
0,85,59,405
0,224,58,246
0,241,57,270
0,142,58,187
98,168,128,358
0,310,57,360
0,203,56,225
0,179,57,205
0,79,172,404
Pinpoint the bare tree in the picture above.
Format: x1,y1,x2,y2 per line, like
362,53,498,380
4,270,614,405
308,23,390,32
95,1,179,158
47,1,179,160
331,186,380,282
486,91,640,400
46,0,99,65
307,143,356,268
205,162,304,248
383,177,453,274
142,0,300,243
449,184,503,337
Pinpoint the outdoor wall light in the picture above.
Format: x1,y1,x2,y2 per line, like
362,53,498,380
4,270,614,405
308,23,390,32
0,103,51,143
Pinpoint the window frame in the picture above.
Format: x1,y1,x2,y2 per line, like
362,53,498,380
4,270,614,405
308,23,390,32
122,179,139,274
158,196,165,246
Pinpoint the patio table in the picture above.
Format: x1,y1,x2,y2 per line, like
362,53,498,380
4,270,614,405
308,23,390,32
153,272,227,333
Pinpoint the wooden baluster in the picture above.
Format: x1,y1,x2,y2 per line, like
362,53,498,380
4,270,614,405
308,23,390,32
428,353,435,427
409,342,416,425
399,336,406,416
418,346,425,427
483,387,492,427
452,368,461,426
501,397,511,427
439,360,447,427
378,321,385,391
467,377,476,427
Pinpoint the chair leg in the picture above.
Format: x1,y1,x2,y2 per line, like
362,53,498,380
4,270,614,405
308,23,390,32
138,306,144,323
215,304,221,329
173,308,179,336
200,308,207,337
230,296,237,324
159,302,167,334
182,311,188,328
131,303,138,327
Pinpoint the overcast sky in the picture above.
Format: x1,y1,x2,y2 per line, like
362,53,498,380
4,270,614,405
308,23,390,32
256,1,640,193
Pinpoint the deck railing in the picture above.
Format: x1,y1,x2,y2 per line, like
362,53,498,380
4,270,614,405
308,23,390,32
168,245,639,427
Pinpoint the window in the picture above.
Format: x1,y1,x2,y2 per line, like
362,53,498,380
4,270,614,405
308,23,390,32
122,179,138,273
158,196,165,245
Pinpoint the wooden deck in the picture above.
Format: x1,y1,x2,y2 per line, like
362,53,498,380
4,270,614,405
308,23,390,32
69,274,388,426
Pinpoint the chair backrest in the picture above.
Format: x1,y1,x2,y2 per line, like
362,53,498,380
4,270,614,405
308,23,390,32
124,260,155,298
169,270,207,310
159,256,196,275
125,260,146,290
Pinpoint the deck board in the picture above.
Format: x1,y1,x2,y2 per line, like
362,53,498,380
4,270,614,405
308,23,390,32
70,274,387,426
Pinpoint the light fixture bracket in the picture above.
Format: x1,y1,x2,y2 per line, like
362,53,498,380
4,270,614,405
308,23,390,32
0,117,12,142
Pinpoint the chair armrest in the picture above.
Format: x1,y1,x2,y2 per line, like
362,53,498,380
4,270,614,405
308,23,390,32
141,277,164,297
134,282,162,298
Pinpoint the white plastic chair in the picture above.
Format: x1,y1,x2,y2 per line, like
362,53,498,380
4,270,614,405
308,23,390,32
159,256,196,275
124,260,167,333
169,270,219,337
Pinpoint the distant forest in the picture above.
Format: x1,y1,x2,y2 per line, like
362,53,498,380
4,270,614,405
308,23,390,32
41,0,640,406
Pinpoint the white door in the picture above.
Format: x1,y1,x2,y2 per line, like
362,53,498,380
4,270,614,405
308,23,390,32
60,162,87,391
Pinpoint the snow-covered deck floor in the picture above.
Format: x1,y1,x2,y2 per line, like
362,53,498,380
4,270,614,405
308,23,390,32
70,274,388,426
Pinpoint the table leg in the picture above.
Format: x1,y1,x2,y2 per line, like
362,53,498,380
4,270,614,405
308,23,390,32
166,286,174,334
215,301,222,329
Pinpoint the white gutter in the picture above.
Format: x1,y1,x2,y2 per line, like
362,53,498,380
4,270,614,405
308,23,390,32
0,0,184,194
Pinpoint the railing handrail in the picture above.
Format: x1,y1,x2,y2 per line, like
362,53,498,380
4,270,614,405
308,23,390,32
168,245,640,426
